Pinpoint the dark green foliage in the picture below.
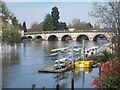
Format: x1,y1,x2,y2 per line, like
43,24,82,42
87,50,114,63
12,16,19,26
87,22,93,28
2,26,22,45
32,84,36,90
51,6,60,30
43,14,53,31
42,6,68,31
1,1,10,16
58,22,68,30
19,23,22,29
22,21,27,32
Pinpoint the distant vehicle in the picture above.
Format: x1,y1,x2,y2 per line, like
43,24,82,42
69,28,75,32
92,30,98,31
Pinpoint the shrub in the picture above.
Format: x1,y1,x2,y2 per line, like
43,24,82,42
91,59,120,88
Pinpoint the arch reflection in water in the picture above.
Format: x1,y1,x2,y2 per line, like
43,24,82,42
48,35,58,41
61,35,72,41
76,35,89,41
93,34,107,42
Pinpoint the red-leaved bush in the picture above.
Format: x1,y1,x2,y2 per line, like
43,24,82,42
91,60,120,88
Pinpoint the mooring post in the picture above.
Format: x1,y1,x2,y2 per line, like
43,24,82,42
71,69,74,90
56,83,59,90
71,78,74,90
72,45,74,68
82,39,85,61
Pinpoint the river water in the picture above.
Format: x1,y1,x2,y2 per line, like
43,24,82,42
2,40,107,88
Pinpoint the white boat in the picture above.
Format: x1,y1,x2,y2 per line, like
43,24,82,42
55,58,67,63
50,52,59,56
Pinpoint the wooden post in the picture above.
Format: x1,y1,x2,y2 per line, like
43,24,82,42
71,78,74,90
72,45,74,68
56,83,59,90
82,71,85,88
71,70,74,90
82,39,85,61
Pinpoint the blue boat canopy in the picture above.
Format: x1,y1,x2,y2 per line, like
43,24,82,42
70,45,82,48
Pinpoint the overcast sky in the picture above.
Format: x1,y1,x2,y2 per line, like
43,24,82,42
5,2,96,28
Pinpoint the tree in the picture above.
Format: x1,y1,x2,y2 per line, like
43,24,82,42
11,16,19,26
89,1,120,59
51,6,60,30
22,21,27,32
2,25,22,45
31,22,43,32
68,18,93,30
19,23,22,29
43,13,53,31
87,22,93,28
1,1,22,45
58,22,68,30
1,1,10,17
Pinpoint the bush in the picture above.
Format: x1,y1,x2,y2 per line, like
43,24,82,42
87,50,114,63
91,59,120,88
2,26,22,45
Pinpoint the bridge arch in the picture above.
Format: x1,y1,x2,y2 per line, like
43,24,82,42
48,35,58,41
36,35,43,40
27,36,33,39
93,34,108,42
76,35,89,41
61,35,72,41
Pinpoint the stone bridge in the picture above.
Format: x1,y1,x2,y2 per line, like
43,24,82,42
24,30,114,42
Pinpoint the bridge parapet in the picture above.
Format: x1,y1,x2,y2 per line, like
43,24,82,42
24,29,114,41
25,30,113,35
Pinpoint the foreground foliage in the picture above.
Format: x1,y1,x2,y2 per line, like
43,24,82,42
88,50,114,63
91,59,120,88
2,26,22,45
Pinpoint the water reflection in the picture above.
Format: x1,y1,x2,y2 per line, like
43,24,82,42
2,47,20,67
54,73,68,88
2,40,107,88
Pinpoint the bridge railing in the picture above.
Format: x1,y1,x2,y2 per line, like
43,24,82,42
24,29,113,35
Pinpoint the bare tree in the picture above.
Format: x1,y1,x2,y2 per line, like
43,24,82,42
31,22,43,32
68,18,93,30
89,1,120,59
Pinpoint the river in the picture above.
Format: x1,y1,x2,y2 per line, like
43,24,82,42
2,40,107,88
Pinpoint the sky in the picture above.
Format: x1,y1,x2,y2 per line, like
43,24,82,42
5,2,96,28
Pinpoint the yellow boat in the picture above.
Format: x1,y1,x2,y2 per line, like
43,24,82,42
51,47,70,52
74,61,93,68
74,67,93,74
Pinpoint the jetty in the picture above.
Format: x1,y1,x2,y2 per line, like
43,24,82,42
38,65,69,73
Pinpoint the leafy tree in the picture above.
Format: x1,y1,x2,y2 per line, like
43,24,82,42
31,22,43,32
22,21,27,32
19,23,22,29
87,22,93,28
51,6,60,30
43,13,53,31
58,22,68,30
11,16,19,26
2,25,22,45
89,1,120,59
1,1,10,17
